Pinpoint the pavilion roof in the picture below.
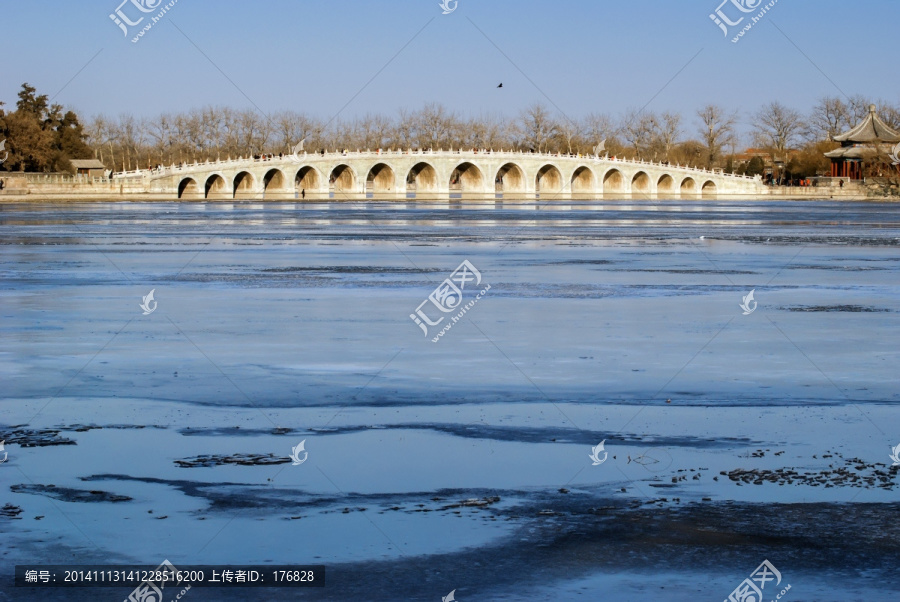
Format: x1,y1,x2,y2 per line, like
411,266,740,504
833,105,900,143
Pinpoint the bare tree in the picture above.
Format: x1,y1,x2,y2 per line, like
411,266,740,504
519,103,558,153
753,101,804,158
581,113,620,156
460,113,509,150
847,94,873,124
874,100,900,130
620,109,655,158
806,96,849,141
697,104,736,169
649,111,682,162
416,103,456,150
394,108,416,149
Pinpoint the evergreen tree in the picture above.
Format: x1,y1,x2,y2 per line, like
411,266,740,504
1,82,93,172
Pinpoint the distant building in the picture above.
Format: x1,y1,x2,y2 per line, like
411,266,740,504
70,159,107,177
825,104,900,180
734,147,800,179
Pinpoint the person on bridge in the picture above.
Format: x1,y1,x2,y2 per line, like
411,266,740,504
301,188,306,199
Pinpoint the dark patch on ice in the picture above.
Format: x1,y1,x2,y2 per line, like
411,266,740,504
779,305,891,313
0,427,76,447
785,264,887,271
175,453,291,468
545,259,615,265
724,457,898,489
610,269,758,275
10,484,132,503
63,482,898,601
0,424,164,448
1,503,24,519
261,266,440,274
306,499,900,600
83,474,511,518
177,422,755,449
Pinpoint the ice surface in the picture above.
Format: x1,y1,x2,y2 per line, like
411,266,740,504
1,200,898,600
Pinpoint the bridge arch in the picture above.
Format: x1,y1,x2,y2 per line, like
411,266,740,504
406,162,438,195
151,152,766,200
263,168,289,196
450,162,484,194
294,166,322,193
571,166,596,194
631,171,651,195
657,174,675,196
496,162,526,194
602,168,625,194
233,171,255,198
329,164,356,194
366,163,396,194
536,164,563,194
204,173,228,199
178,177,200,199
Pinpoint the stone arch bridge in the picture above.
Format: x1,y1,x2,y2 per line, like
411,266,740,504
125,150,766,200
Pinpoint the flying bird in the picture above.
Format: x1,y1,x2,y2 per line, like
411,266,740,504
442,590,456,602
497,83,503,88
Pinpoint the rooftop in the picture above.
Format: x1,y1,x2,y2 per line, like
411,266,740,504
70,159,107,169
833,105,900,144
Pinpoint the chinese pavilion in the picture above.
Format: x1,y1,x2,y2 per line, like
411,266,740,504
825,104,900,180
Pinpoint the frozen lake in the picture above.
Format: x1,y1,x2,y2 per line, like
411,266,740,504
1,199,899,601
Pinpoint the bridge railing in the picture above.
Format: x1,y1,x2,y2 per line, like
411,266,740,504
24,173,114,185
140,150,760,181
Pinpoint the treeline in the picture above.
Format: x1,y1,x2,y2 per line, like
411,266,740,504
0,83,94,172
3,81,899,179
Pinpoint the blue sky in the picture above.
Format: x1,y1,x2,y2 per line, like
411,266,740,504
2,0,898,138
